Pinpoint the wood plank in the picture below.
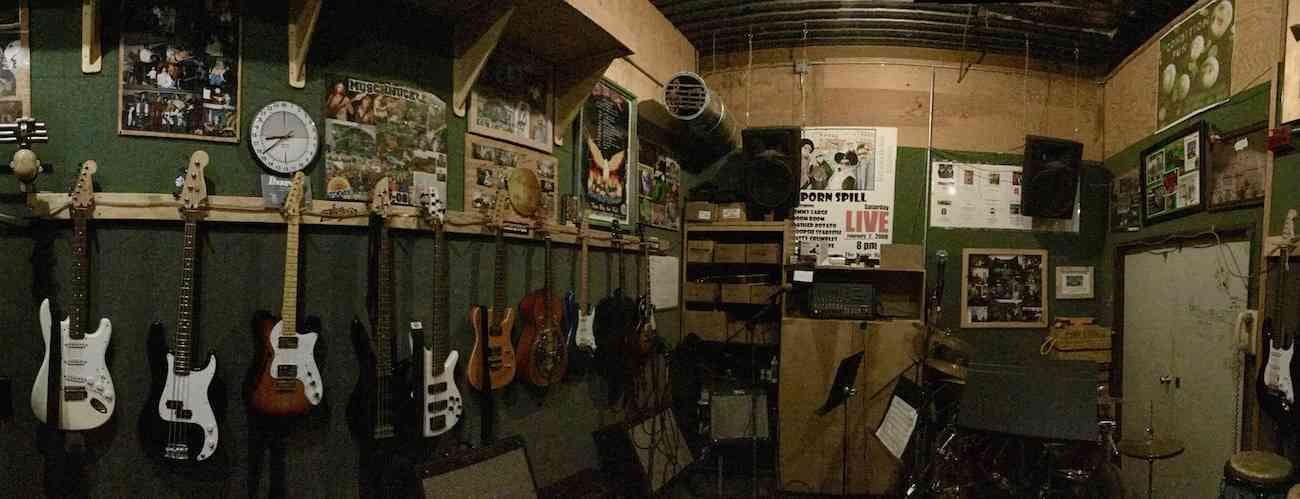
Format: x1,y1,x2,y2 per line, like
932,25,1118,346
553,53,616,146
450,0,515,117
25,192,668,252
81,0,100,74
288,0,322,89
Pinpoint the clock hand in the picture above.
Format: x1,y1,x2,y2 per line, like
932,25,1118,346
261,137,287,154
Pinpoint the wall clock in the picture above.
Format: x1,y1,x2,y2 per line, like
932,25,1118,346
250,101,319,174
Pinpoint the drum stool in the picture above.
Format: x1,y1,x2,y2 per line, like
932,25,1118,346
1220,451,1293,499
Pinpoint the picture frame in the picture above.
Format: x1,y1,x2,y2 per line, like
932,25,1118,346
1140,121,1207,225
1109,169,1142,233
1208,122,1267,211
579,78,636,228
467,46,554,153
961,248,1049,329
117,1,242,142
637,138,681,230
1055,266,1095,300
1283,0,1300,125
0,2,31,123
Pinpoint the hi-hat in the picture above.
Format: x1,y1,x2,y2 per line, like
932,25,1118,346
1118,438,1185,460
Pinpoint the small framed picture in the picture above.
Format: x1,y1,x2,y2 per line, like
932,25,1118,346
1056,266,1095,300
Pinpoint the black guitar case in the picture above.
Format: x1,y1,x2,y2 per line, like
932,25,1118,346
594,288,636,403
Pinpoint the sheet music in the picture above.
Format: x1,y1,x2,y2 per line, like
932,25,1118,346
649,255,679,310
876,395,918,460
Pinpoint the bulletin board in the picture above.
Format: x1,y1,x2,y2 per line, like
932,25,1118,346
928,161,1077,232
1141,122,1206,224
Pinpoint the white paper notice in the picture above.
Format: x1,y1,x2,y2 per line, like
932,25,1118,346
648,255,680,310
876,395,918,460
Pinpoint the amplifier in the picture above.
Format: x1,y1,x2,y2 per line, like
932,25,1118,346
709,389,770,441
417,436,538,498
806,283,880,320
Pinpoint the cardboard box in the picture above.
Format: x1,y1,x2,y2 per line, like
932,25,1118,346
685,310,727,340
721,284,752,304
685,282,720,303
687,240,715,263
686,201,716,222
717,202,747,222
746,243,782,264
714,243,747,263
880,244,924,270
749,284,782,304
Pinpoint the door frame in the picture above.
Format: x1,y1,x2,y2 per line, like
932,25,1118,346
1111,224,1258,452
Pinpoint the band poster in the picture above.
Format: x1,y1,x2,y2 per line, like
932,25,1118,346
637,138,681,230
930,162,1031,230
322,76,448,207
795,127,897,263
1156,0,1233,131
581,79,635,227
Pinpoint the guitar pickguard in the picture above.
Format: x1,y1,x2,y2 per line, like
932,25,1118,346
423,349,462,437
158,352,219,461
31,298,116,431
1266,346,1296,404
268,320,324,405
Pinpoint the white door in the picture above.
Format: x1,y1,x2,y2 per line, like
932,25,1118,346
1121,240,1249,498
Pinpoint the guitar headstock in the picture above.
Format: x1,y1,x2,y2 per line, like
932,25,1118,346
419,186,446,227
69,160,98,211
283,171,307,218
369,177,393,217
489,188,510,230
177,151,209,213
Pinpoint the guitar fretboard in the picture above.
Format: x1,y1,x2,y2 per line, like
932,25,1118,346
173,216,199,375
69,210,91,340
432,222,449,375
376,218,394,376
492,228,506,332
544,237,554,329
280,218,300,336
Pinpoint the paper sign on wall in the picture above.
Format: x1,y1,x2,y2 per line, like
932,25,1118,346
794,127,897,263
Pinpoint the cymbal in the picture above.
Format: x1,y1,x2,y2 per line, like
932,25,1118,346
508,168,541,217
925,358,967,383
1118,438,1185,460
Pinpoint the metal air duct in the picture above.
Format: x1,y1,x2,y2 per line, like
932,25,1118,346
663,71,739,168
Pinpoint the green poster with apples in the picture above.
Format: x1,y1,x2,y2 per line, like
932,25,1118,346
1157,0,1234,131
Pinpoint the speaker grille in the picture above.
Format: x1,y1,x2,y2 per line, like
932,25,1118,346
664,72,709,121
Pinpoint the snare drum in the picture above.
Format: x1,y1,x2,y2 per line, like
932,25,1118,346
1220,451,1293,499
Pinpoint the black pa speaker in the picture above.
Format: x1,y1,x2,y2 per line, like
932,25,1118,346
741,127,800,219
1021,136,1083,219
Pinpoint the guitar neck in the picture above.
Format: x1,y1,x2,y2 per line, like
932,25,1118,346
375,218,394,377
280,218,300,335
173,216,199,374
432,223,449,374
544,237,554,327
579,230,589,309
493,228,506,327
69,210,91,340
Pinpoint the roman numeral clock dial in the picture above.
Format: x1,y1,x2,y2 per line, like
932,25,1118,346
250,101,319,174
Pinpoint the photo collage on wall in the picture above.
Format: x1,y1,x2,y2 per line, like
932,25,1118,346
468,48,553,153
0,1,28,122
637,139,681,230
1110,169,1142,232
118,1,240,142
1141,125,1204,223
962,249,1048,328
322,77,448,207
463,133,558,228
581,79,635,227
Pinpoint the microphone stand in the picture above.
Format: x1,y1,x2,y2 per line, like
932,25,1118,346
905,251,946,498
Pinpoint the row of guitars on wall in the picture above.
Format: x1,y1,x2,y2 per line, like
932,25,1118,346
31,153,662,466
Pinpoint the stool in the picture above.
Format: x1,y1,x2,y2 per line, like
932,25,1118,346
1221,451,1293,499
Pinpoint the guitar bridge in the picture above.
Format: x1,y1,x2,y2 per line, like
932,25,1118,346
164,443,190,460
273,379,298,392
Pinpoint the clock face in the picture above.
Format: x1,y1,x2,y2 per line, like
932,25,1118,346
250,101,319,174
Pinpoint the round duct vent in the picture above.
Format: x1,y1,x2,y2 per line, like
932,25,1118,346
664,72,710,121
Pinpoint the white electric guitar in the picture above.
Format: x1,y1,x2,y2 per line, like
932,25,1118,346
153,152,219,461
420,190,462,436
32,160,116,430
571,203,597,352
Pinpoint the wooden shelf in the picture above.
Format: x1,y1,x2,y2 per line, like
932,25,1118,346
787,264,925,274
25,192,668,252
686,221,790,233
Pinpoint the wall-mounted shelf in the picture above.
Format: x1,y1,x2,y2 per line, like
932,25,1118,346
431,0,632,146
787,263,926,274
25,192,666,252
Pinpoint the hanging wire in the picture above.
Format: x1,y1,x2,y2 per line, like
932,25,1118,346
711,31,716,74
800,22,808,125
1023,34,1029,141
746,29,753,127
1073,45,1080,139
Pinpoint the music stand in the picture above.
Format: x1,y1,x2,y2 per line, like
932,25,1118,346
816,351,864,495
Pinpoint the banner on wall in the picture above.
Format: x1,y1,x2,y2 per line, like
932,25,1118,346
1156,0,1234,132
794,127,897,263
929,161,1079,232
580,79,635,227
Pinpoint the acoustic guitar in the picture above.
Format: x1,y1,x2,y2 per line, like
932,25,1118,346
515,227,568,387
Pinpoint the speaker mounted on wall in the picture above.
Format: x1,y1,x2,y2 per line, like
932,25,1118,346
1021,135,1084,219
740,127,801,220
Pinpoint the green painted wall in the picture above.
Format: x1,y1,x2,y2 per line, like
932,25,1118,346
0,2,679,496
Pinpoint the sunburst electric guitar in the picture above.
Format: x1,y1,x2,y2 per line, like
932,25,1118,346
32,160,115,430
250,172,324,417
